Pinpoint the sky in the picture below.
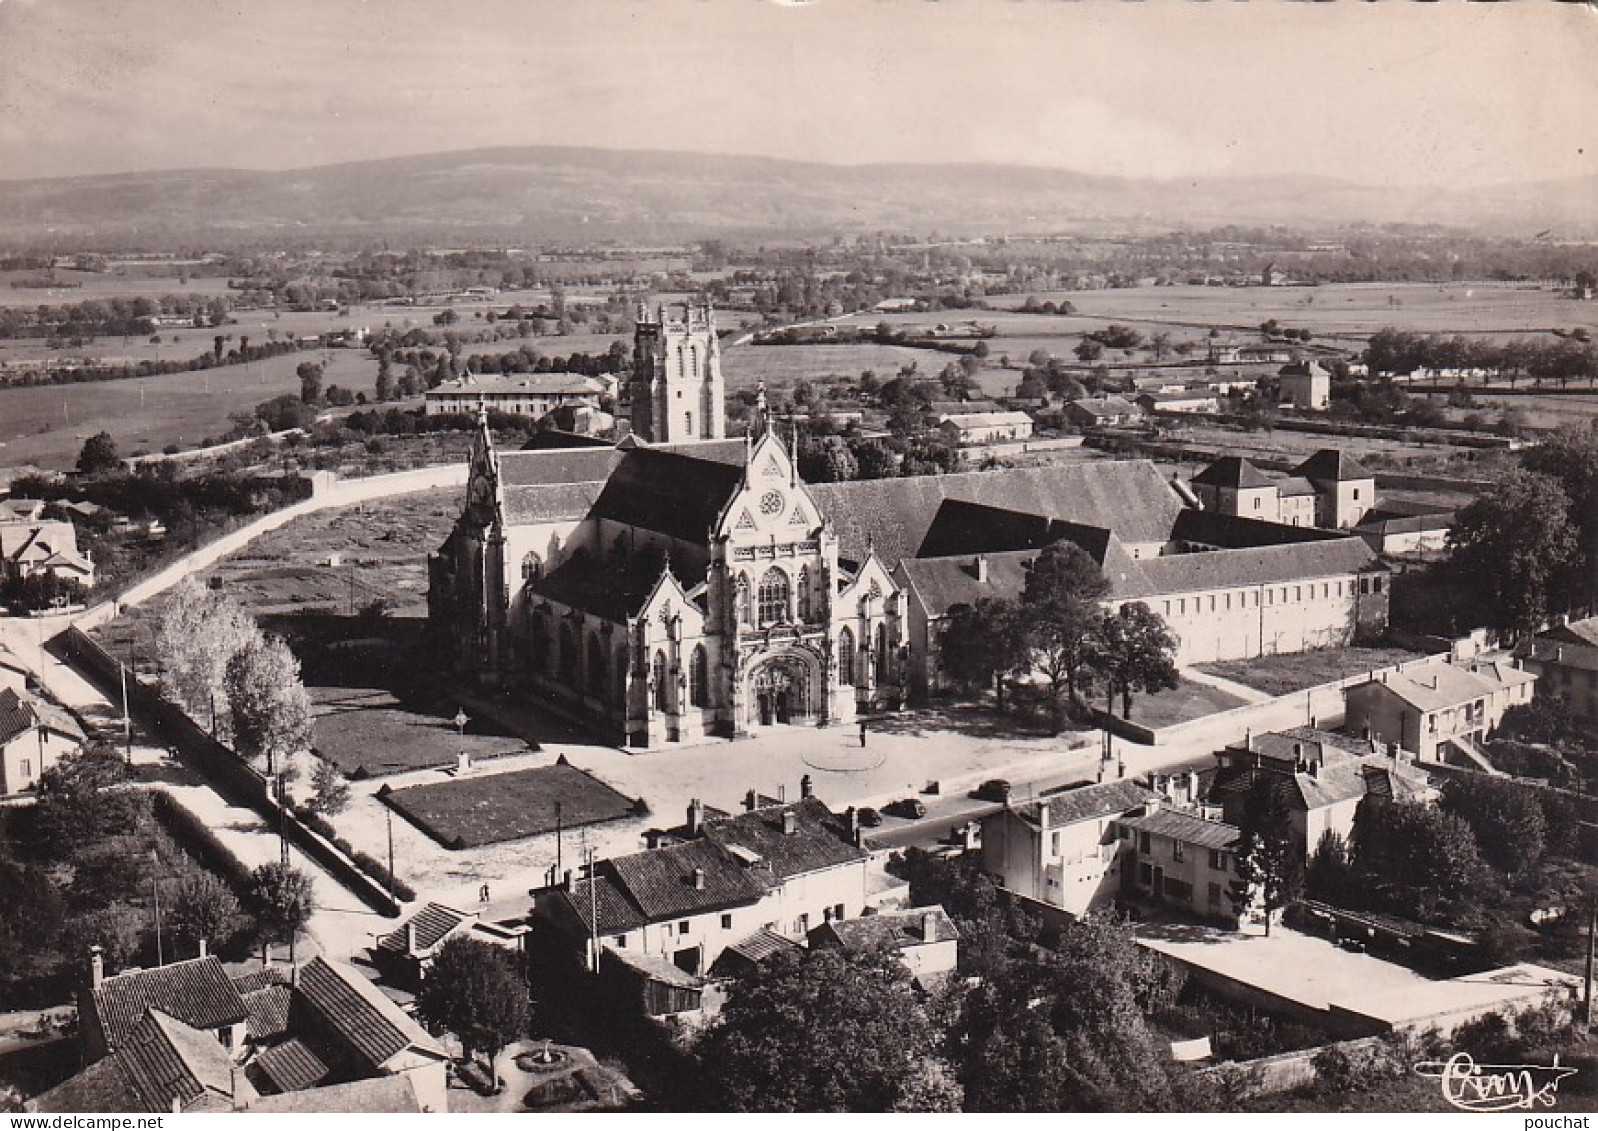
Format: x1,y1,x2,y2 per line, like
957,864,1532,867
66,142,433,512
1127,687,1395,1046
0,0,1594,188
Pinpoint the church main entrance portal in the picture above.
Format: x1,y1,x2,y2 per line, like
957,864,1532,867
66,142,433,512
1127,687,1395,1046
749,655,814,727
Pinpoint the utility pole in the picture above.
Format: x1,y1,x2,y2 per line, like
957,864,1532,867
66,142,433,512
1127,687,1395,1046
1585,894,1596,1032
555,801,563,876
119,659,131,765
150,850,164,968
586,840,599,975
386,805,396,902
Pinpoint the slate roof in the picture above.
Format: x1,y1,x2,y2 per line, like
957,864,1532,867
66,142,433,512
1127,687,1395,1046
809,460,1185,568
89,956,248,1051
1117,808,1240,852
1192,457,1275,490
818,906,960,952
241,984,292,1042
916,500,1117,560
376,902,474,956
494,447,623,488
1293,448,1373,483
294,957,445,1070
244,1076,421,1114
532,549,697,623
1131,537,1378,598
1015,780,1157,827
589,447,746,543
252,1037,330,1094
1171,509,1345,550
501,481,607,525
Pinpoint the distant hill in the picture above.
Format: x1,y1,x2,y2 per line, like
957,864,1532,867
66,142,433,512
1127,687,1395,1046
0,146,1593,247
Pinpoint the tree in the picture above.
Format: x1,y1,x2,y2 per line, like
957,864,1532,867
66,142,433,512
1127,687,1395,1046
1231,782,1303,936
1438,776,1547,877
0,861,64,987
226,636,312,776
34,745,145,857
307,755,351,816
1020,542,1111,727
154,578,261,735
76,431,121,476
297,361,324,405
1521,425,1598,606
1149,331,1172,361
416,937,530,1073
1073,339,1104,363
698,945,960,1112
1350,798,1488,924
1090,602,1179,719
938,597,1030,705
1305,828,1353,905
249,863,313,966
1446,468,1578,638
168,872,243,956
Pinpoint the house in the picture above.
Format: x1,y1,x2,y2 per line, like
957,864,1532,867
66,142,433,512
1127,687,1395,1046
1136,391,1219,415
1519,616,1598,723
243,1076,423,1114
1354,506,1455,556
1189,457,1279,522
808,905,960,987
1292,449,1375,530
0,686,85,794
1061,395,1143,429
424,371,606,421
371,902,528,992
1343,659,1537,769
936,410,1034,448
1209,727,1437,856
80,953,251,1063
1113,804,1245,927
0,517,94,589
980,780,1158,916
1278,360,1331,410
533,794,870,985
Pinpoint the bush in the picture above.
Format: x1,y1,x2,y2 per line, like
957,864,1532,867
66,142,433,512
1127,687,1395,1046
1310,1039,1406,1095
151,791,253,891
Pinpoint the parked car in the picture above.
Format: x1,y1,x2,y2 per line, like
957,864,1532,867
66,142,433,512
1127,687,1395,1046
973,779,1012,802
889,798,927,819
857,806,883,828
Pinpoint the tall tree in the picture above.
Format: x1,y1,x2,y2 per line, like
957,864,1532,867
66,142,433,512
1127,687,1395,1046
154,578,262,735
1231,782,1303,937
938,597,1030,706
1020,542,1110,728
225,636,312,776
1521,425,1598,606
1090,602,1179,719
307,756,350,816
167,872,243,956
249,862,313,966
416,937,530,1073
697,945,961,1112
1446,468,1577,639
76,431,120,476
1350,798,1488,925
1437,776,1547,878
296,361,324,405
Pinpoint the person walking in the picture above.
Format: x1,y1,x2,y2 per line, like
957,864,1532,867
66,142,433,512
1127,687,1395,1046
858,719,868,748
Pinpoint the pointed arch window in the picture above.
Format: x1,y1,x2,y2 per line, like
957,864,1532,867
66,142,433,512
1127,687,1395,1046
758,568,790,626
734,574,752,626
559,625,578,685
875,622,890,683
530,610,549,669
615,650,629,705
521,551,543,582
797,566,812,621
838,628,855,686
652,650,669,713
689,646,709,708
587,633,606,697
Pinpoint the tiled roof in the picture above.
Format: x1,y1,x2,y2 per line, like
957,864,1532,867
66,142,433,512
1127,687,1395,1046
562,873,652,936
294,957,445,1070
501,481,606,525
1192,457,1274,490
1355,511,1453,536
0,687,36,747
1350,661,1501,713
721,927,802,966
252,1037,330,1094
700,798,868,882
810,460,1185,568
1132,537,1378,597
244,1076,421,1114
532,549,696,623
241,984,292,1042
607,838,767,922
26,1056,144,1114
428,372,605,398
820,906,960,952
377,902,474,955
116,1009,243,1114
1117,808,1240,852
229,968,286,995
589,447,745,544
494,447,623,487
940,411,1035,428
90,956,248,1050
1021,780,1156,827
1540,616,1598,650
1293,448,1373,483
1064,395,1140,417
1277,476,1318,498
1233,726,1381,765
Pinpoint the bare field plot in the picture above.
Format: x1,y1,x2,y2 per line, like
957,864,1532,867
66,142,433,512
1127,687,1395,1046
721,340,930,394
382,761,638,849
1121,679,1248,730
1192,645,1430,697
0,270,235,308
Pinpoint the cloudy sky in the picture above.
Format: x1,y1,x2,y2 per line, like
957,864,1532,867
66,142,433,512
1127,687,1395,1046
1,0,1593,188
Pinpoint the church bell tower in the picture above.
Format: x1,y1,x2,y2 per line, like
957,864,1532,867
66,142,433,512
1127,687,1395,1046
629,300,725,443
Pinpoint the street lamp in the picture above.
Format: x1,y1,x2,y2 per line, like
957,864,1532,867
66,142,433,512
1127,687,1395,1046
453,709,469,737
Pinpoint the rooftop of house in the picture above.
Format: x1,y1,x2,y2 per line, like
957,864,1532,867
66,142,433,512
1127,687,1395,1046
938,410,1035,429
88,955,249,1051
717,927,803,969
376,902,476,957
242,1075,422,1114
427,372,606,398
1350,659,1534,713
241,983,292,1044
1536,616,1598,651
1277,476,1318,498
109,1009,250,1114
814,905,960,952
1065,394,1140,415
1293,448,1374,484
1011,779,1159,829
1117,807,1241,852
251,1036,331,1095
1191,457,1276,490
293,956,446,1071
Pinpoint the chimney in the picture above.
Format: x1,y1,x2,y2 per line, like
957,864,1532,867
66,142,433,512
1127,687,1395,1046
90,945,104,988
686,798,704,836
782,810,798,835
1292,742,1303,760
198,938,207,959
745,789,758,813
800,774,814,800
846,806,860,838
922,910,938,944
1307,762,1319,779
563,869,575,891
1187,770,1199,800
778,784,787,804
692,867,705,891
974,554,989,583
172,1095,183,1114
1387,741,1399,759
405,922,417,954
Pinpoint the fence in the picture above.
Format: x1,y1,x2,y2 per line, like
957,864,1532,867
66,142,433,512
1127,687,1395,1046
59,625,405,917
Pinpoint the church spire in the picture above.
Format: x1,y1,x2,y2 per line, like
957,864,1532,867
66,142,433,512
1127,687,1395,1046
752,382,769,439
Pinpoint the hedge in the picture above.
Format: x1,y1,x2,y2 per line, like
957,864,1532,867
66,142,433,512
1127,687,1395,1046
293,803,417,901
151,790,254,892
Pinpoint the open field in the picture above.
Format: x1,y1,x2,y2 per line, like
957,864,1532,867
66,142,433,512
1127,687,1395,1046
382,761,638,849
1192,645,1430,698
0,269,235,307
982,282,1591,341
720,339,932,395
1119,678,1248,730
